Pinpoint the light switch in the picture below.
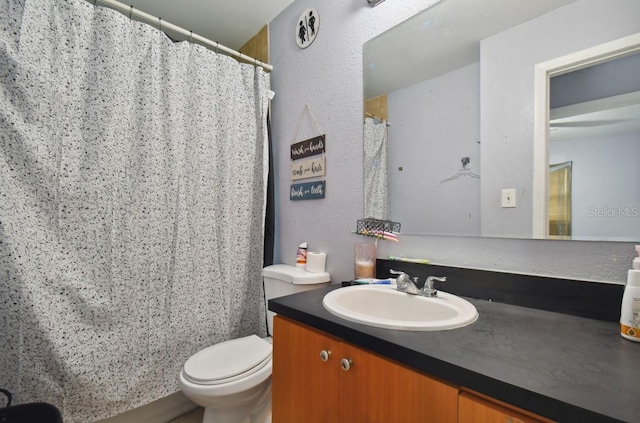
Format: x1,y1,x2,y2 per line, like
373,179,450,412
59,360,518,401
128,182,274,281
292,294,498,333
501,189,516,208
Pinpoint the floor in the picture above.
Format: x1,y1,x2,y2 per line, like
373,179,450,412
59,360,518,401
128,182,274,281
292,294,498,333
168,407,204,423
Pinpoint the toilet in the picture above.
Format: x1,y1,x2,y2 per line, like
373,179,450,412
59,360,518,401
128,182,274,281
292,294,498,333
179,264,331,423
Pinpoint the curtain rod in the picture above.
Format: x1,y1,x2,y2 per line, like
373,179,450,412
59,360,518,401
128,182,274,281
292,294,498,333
93,0,273,72
365,112,391,126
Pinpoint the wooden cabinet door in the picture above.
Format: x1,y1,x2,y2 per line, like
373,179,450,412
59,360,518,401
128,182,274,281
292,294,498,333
459,392,549,423
339,343,458,423
272,316,341,423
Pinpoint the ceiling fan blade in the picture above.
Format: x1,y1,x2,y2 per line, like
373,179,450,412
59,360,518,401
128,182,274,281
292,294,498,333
549,119,629,128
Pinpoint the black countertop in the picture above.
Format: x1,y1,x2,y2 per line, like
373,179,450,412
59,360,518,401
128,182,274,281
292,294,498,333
269,285,640,423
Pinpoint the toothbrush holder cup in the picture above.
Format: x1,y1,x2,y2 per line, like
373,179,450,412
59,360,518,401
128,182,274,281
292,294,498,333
354,243,376,279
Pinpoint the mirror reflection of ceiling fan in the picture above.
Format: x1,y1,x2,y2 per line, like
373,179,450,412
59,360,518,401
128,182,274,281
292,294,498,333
549,118,629,129
549,92,640,137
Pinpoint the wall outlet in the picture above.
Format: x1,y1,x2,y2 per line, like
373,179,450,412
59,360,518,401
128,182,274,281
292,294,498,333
501,188,516,208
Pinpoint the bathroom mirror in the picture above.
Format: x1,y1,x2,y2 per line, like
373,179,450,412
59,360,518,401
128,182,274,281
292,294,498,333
363,0,640,241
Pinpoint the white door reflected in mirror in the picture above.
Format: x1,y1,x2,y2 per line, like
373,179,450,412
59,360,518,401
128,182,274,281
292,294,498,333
363,0,640,241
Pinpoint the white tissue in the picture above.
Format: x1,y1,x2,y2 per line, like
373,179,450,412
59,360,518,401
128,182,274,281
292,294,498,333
306,251,327,273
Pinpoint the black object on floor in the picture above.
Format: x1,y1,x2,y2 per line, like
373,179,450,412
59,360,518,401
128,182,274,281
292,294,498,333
0,389,63,423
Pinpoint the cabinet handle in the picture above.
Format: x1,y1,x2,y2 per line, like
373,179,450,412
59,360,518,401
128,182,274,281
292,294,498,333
319,349,331,362
340,358,353,371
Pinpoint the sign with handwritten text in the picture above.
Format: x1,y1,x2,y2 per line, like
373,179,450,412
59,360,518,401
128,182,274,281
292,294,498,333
290,156,325,181
290,181,326,200
290,135,325,160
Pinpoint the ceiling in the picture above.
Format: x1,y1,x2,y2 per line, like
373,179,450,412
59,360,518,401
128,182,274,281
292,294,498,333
364,0,578,98
120,0,296,51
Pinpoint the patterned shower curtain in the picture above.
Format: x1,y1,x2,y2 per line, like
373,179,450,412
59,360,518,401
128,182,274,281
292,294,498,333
363,117,390,220
0,0,270,421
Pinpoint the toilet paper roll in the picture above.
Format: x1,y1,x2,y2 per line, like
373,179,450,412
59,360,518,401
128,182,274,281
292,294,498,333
306,251,327,273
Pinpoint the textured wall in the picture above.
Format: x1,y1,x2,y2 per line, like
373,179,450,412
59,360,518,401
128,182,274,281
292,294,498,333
269,0,637,285
269,0,435,279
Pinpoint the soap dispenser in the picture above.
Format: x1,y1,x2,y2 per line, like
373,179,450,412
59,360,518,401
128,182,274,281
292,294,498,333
620,245,640,342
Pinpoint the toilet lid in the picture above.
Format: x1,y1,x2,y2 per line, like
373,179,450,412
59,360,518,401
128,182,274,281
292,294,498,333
183,335,272,385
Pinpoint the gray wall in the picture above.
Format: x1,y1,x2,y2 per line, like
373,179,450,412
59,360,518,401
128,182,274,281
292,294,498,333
388,62,481,237
269,0,637,284
550,131,640,241
551,52,640,108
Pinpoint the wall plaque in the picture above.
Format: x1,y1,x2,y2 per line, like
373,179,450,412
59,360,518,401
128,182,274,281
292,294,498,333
290,180,326,200
296,8,319,49
290,156,325,181
290,135,325,160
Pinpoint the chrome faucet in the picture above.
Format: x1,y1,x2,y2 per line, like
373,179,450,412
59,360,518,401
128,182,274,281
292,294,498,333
390,269,420,295
389,270,447,297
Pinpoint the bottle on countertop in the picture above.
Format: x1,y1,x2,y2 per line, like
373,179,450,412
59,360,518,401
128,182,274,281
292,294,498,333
620,245,640,342
296,242,308,268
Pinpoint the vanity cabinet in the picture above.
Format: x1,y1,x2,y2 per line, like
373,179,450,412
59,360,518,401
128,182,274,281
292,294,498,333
272,315,340,422
459,391,551,423
272,316,458,423
273,316,554,423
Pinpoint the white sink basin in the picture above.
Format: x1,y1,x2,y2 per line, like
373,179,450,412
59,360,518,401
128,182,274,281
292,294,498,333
322,285,478,331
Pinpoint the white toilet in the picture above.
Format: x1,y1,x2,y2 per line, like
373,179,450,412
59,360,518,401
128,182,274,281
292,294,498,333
179,264,331,423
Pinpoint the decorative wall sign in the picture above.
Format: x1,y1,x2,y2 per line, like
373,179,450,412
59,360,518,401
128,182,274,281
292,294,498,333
290,181,326,200
290,105,325,201
296,8,319,49
291,156,325,181
290,135,325,160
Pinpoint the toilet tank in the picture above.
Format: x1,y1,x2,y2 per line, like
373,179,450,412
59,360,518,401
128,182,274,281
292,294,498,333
262,264,331,335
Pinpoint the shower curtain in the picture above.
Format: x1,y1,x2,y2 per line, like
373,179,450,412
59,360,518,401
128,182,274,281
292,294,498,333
0,0,270,421
363,117,390,220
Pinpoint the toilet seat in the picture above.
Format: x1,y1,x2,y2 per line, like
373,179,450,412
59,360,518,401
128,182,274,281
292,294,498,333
182,335,272,386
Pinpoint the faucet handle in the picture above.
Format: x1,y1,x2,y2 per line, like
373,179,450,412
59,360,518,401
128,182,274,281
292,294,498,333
423,276,446,297
389,269,409,284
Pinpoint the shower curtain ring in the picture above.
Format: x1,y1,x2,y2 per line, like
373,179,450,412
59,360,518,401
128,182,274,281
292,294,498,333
189,30,193,44
158,17,162,32
129,5,133,21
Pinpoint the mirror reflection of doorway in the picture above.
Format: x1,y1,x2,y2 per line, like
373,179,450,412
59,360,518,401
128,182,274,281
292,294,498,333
535,38,640,240
548,50,640,240
548,161,572,239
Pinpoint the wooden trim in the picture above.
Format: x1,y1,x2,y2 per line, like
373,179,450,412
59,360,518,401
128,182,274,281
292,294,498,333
364,94,388,121
239,24,270,70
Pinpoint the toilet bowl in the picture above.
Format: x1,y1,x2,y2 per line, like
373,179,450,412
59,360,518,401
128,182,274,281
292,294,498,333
179,264,330,423
179,335,273,423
